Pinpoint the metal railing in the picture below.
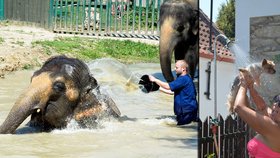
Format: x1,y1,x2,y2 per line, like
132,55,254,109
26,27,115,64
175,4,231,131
2,0,51,28
50,0,163,40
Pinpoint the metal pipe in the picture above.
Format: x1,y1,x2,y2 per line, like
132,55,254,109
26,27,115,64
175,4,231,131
213,34,231,118
213,34,231,158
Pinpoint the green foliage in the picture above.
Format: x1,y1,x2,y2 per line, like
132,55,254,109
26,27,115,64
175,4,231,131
23,64,32,70
216,0,235,40
205,153,216,158
0,20,10,27
33,37,159,63
95,39,159,62
15,41,24,46
11,40,24,46
0,37,4,44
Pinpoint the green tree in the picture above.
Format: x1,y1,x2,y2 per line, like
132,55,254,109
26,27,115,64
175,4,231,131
216,0,235,40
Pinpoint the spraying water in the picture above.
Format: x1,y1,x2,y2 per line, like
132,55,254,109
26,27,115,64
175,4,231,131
229,43,251,69
229,43,280,105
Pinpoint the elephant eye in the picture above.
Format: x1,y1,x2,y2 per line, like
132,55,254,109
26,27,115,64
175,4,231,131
53,82,66,93
177,25,185,33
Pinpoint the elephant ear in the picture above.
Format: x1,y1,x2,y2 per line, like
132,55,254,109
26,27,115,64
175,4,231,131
80,75,99,96
102,96,121,118
74,91,121,127
73,75,121,126
74,91,102,122
87,75,120,118
73,75,101,120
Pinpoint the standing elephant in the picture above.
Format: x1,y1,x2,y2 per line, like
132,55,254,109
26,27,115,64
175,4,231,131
0,55,120,134
159,0,198,82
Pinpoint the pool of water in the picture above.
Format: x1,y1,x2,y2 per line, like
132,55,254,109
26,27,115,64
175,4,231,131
0,58,197,157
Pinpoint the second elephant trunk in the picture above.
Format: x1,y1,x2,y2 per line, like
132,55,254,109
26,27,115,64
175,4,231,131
159,18,178,82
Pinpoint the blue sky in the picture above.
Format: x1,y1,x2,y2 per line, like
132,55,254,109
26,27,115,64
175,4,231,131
200,0,227,22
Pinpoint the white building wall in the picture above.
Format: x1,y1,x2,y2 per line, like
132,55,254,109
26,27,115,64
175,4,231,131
236,0,280,53
199,57,236,120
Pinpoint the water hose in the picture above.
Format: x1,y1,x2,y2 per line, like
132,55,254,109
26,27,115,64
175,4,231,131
211,124,219,158
211,118,220,158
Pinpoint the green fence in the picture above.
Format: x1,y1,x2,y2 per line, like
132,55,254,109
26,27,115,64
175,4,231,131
1,0,162,39
0,0,4,20
51,0,162,39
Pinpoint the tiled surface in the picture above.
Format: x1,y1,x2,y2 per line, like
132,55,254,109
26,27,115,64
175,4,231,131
199,9,234,63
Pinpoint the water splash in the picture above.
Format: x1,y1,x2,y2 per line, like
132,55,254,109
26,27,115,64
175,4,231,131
51,117,121,134
229,43,280,106
52,59,179,133
229,43,251,69
140,116,177,126
88,58,142,91
0,59,196,157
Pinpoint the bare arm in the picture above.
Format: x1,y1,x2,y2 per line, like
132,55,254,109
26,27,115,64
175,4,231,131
234,72,278,139
159,87,174,95
248,85,270,116
243,70,270,116
149,75,171,90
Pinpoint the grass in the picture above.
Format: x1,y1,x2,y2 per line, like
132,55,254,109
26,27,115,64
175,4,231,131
0,37,4,44
0,20,10,27
33,37,159,63
11,40,24,46
23,64,32,70
15,41,24,46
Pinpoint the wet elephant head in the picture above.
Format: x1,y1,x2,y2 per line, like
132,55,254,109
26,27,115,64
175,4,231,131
159,0,198,82
0,55,120,134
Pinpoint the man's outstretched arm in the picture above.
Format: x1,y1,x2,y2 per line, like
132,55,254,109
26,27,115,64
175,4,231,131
149,75,171,90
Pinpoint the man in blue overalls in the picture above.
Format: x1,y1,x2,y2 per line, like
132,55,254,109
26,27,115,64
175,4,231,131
149,60,198,125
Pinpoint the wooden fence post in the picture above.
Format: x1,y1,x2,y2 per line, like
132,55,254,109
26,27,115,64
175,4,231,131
199,114,252,158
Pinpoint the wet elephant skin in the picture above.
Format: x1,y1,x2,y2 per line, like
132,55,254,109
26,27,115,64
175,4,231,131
159,0,198,82
0,55,120,134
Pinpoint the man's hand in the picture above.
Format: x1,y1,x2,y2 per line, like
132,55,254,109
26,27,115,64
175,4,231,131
148,75,171,91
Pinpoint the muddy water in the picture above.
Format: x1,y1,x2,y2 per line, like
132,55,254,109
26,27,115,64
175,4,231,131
0,58,197,157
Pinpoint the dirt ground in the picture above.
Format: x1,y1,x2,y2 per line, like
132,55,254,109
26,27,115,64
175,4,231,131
0,24,159,78
0,24,59,78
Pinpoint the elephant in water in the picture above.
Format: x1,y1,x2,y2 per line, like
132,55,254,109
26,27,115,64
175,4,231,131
159,0,198,82
0,55,121,134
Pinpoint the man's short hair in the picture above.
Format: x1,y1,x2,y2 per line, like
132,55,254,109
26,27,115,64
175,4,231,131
177,60,189,71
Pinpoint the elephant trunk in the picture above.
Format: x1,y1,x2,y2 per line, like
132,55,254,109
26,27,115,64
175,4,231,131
0,83,49,134
160,17,178,82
